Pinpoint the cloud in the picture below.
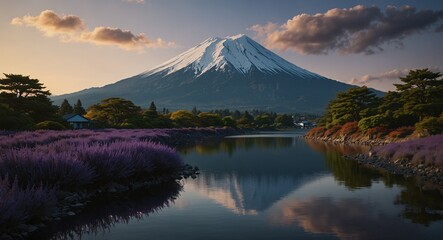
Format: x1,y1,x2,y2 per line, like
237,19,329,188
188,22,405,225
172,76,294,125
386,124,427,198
80,27,172,50
11,10,172,50
250,5,443,55
11,10,85,35
350,67,441,84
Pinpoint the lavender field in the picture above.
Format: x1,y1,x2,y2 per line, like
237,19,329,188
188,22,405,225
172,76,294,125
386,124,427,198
0,128,231,237
374,134,443,166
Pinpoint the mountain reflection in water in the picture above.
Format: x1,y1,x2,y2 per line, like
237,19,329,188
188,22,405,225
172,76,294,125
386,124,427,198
181,134,328,215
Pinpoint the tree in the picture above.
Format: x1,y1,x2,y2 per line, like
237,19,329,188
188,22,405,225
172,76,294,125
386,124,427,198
170,110,199,127
144,101,158,119
198,112,223,127
222,116,236,127
394,69,443,122
0,73,58,126
73,99,86,115
0,73,50,99
274,114,294,128
85,98,142,127
254,114,273,128
0,104,33,130
59,99,74,116
321,86,380,128
237,111,254,128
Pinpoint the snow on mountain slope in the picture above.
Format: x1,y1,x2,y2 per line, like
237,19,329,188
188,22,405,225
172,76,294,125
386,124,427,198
142,34,320,78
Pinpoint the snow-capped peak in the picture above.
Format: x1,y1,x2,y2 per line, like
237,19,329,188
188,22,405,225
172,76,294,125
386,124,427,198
142,34,320,78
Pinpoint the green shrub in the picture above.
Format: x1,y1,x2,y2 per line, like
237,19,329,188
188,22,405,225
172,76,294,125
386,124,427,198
34,121,66,130
415,117,443,136
358,115,386,132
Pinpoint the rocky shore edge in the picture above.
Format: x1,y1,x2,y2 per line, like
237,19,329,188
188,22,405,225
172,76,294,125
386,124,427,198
345,153,443,190
305,134,443,191
1,128,242,240
303,135,392,146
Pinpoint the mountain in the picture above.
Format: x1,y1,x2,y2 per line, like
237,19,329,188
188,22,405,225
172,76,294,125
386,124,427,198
52,34,353,113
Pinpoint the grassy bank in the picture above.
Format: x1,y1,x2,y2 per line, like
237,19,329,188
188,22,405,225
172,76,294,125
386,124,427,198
0,128,238,239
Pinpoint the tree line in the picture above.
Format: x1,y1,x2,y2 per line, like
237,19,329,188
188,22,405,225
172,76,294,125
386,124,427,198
83,97,299,129
314,68,443,137
0,73,314,130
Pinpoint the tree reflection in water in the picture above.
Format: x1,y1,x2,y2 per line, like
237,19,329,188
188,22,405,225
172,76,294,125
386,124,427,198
305,140,443,226
30,183,182,240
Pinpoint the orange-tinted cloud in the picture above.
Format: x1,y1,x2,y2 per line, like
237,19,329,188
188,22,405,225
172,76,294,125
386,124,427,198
81,27,172,50
11,10,85,35
11,10,173,50
251,5,443,55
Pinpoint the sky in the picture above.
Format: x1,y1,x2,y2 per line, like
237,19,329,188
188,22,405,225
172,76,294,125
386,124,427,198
1,0,443,95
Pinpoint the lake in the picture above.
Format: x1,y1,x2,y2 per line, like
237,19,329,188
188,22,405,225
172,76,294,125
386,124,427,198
37,130,443,240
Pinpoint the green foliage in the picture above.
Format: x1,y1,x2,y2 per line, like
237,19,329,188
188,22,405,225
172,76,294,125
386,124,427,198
415,117,443,136
198,112,223,127
170,110,199,127
394,68,443,121
73,99,86,115
0,104,34,130
358,115,387,132
86,98,143,127
254,114,273,129
222,116,236,127
0,74,58,128
35,121,67,130
322,86,379,128
58,99,73,116
314,69,442,140
0,73,50,98
274,114,294,128
236,111,254,128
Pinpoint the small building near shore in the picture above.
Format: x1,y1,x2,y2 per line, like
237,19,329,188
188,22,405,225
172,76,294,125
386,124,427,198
63,114,91,129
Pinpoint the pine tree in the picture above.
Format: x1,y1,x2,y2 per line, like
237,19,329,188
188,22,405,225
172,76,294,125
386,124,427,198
321,86,379,127
0,73,57,124
73,99,86,115
59,99,74,116
394,69,443,121
144,101,158,119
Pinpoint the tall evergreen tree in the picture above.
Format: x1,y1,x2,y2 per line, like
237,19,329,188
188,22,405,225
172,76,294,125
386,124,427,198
59,99,74,116
321,86,379,127
73,99,86,115
394,69,443,121
143,101,158,120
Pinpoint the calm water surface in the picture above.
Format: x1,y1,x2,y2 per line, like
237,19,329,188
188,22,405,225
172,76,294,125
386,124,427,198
38,130,443,240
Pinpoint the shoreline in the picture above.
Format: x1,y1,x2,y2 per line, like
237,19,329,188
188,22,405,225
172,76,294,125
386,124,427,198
346,153,443,191
305,134,443,191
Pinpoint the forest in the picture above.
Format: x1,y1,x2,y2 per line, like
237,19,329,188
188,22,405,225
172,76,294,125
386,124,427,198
306,68,443,140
